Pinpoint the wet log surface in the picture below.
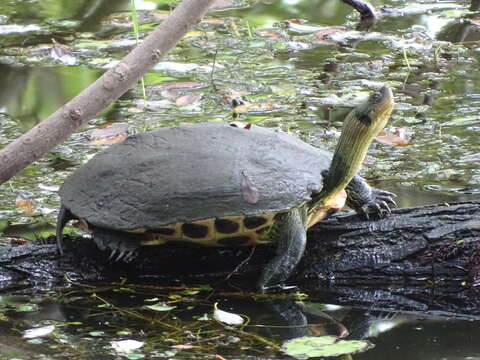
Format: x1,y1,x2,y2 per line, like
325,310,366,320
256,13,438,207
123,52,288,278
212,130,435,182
1,201,479,315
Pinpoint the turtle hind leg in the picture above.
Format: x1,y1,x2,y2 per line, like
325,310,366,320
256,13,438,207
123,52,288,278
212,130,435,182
257,208,307,292
93,227,142,262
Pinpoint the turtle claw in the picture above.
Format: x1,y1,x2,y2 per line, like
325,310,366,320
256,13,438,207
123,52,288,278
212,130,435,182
107,247,138,263
359,189,397,219
122,250,138,263
374,189,397,207
93,228,141,263
114,249,127,262
108,249,118,262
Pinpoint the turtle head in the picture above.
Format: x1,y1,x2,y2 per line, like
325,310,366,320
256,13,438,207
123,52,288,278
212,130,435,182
353,86,394,134
319,86,394,202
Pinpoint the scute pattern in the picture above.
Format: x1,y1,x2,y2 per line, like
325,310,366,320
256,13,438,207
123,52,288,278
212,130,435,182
215,218,239,234
244,216,268,229
138,213,276,247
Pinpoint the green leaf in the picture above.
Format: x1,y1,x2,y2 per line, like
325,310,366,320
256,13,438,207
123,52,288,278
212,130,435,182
180,289,200,296
0,220,9,234
89,331,105,337
281,336,374,359
144,303,176,312
17,304,37,312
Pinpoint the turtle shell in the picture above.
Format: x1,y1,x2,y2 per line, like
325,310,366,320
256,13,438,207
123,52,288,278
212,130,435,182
60,122,332,230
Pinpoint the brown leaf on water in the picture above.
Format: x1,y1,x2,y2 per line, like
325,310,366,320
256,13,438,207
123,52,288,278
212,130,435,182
15,198,36,216
153,82,204,93
86,123,128,146
375,130,409,147
233,102,287,114
312,27,348,45
241,171,259,204
89,123,128,139
255,29,288,41
175,93,203,107
86,135,126,146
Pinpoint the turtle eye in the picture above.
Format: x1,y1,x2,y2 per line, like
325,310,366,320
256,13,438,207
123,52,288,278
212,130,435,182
358,114,372,125
371,92,382,103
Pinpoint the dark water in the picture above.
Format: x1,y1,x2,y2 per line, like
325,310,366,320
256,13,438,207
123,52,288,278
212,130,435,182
0,0,479,359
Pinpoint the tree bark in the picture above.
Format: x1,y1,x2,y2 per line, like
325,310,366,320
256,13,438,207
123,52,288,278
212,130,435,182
0,201,479,294
0,0,216,185
300,200,480,285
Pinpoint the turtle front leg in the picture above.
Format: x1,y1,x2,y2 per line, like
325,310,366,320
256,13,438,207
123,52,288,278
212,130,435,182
346,175,397,219
257,208,308,292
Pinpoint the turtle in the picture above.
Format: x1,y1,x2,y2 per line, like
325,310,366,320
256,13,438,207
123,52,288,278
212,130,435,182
56,86,396,291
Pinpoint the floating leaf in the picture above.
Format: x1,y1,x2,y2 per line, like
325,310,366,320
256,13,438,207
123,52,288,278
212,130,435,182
284,20,327,34
89,331,105,337
86,123,129,145
171,344,200,350
213,303,244,326
86,135,126,146
89,123,129,140
197,313,209,321
24,325,55,339
233,102,287,114
281,336,374,359
176,93,203,106
38,184,60,192
376,130,409,147
17,304,37,312
144,303,176,312
50,38,76,65
255,29,288,40
181,289,200,296
111,339,144,353
312,27,349,45
15,197,37,216
153,81,203,91
144,297,159,303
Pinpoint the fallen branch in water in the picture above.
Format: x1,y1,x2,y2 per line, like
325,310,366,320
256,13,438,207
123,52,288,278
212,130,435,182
0,0,216,185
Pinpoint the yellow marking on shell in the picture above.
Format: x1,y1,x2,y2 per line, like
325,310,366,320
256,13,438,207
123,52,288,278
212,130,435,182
307,189,347,228
139,214,276,247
